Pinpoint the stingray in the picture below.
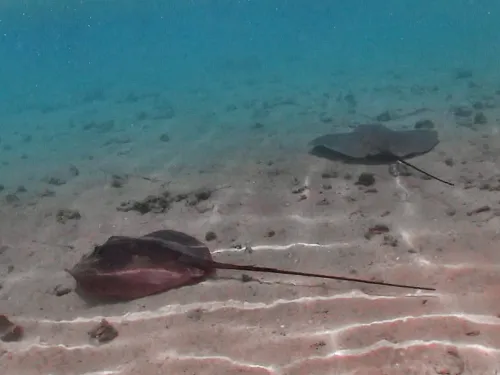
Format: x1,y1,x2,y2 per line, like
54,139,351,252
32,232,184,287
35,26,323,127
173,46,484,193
67,229,436,301
309,123,454,186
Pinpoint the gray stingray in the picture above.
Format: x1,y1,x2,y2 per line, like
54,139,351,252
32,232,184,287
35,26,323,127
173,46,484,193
309,123,453,186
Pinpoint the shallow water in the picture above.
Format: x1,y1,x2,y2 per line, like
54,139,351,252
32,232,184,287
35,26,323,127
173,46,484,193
1,1,500,374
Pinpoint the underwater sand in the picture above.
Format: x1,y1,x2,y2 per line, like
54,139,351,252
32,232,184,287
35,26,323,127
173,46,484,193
2,70,500,374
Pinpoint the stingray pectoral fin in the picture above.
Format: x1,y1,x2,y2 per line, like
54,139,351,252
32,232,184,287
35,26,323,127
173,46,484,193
390,129,439,157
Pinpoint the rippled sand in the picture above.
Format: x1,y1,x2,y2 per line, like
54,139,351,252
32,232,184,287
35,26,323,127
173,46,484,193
2,119,500,375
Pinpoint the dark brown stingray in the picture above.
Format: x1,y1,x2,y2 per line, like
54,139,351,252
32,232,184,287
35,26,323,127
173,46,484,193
67,229,436,301
309,123,454,186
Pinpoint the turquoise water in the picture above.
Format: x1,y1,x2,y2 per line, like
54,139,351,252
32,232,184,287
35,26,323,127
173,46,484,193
2,1,500,374
1,1,499,175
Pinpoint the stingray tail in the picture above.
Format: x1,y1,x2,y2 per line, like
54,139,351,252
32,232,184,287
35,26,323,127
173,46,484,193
212,261,435,291
396,158,454,186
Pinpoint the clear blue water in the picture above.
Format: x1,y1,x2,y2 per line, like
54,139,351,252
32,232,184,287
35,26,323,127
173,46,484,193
1,0,499,185
2,1,499,112
2,1,500,373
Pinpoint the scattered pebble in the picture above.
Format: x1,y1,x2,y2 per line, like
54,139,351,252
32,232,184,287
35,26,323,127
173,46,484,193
241,274,253,282
453,106,473,118
375,110,393,122
53,284,72,297
43,176,67,186
69,164,80,177
465,330,480,336
265,230,276,238
474,112,487,125
466,205,491,216
382,234,398,247
292,186,307,194
159,133,170,142
364,224,390,239
445,208,457,216
56,208,81,224
88,319,118,344
205,231,217,241
355,172,375,187
316,198,329,206
110,174,128,188
321,171,338,179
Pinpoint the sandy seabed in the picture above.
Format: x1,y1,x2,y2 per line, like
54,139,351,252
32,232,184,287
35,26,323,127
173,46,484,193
2,73,500,374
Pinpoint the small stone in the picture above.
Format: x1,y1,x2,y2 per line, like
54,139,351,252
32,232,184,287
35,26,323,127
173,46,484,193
445,208,456,216
110,174,127,188
40,189,56,197
453,106,473,118
465,330,480,336
355,172,375,187
316,198,329,206
241,274,253,282
44,176,67,186
53,284,72,297
265,230,276,238
56,208,81,224
69,164,80,177
88,319,118,344
364,224,390,239
472,101,484,110
292,186,307,194
118,192,171,214
375,110,393,122
382,235,398,247
205,231,217,241
455,69,473,79
321,171,338,179
16,185,27,193
473,112,488,125
467,205,491,216
193,188,212,202
159,133,170,142
444,158,454,166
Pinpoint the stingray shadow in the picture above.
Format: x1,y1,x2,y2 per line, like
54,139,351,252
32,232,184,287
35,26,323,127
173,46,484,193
309,145,428,165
